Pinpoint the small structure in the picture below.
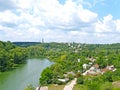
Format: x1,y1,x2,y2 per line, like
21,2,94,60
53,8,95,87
83,64,89,69
92,64,99,69
101,65,116,74
58,78,69,83
68,43,71,46
58,71,75,83
106,65,115,71
83,64,101,76
88,57,96,62
89,62,93,65
78,59,80,62
101,68,108,74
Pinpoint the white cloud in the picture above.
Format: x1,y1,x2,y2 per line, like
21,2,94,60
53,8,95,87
0,0,120,43
30,0,98,30
0,10,18,23
13,0,33,9
116,20,120,32
95,14,116,33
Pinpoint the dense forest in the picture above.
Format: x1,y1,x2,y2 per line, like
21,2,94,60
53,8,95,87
1,41,120,89
0,41,27,72
13,42,41,47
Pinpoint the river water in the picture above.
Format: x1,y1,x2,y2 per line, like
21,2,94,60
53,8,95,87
0,59,53,90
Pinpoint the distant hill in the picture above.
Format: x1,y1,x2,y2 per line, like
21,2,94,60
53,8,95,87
13,42,41,47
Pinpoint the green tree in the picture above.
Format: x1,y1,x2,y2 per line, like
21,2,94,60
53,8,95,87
24,85,35,90
39,67,53,85
77,76,84,84
102,71,113,82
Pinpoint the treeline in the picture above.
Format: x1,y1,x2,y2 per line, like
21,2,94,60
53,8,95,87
13,42,41,47
0,41,27,72
27,46,46,58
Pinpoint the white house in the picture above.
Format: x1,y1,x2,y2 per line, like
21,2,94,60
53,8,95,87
83,64,89,69
78,59,80,62
58,78,69,83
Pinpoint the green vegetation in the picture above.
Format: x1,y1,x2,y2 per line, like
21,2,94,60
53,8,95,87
24,85,35,90
13,42,40,47
0,41,27,72
27,45,46,58
37,42,120,89
1,41,120,89
73,84,87,90
48,84,65,90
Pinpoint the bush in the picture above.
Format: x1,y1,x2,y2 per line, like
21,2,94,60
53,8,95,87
102,71,113,82
24,85,35,90
67,74,74,80
39,67,53,85
77,76,84,84
87,82,100,90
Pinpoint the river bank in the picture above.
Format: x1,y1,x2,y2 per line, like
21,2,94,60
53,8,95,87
0,59,52,90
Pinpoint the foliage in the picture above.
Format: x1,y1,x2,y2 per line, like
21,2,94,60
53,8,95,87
1,41,120,88
24,85,35,90
0,41,27,72
48,84,65,90
87,82,100,90
27,46,46,58
73,84,88,90
77,76,84,84
40,67,53,85
102,71,113,82
37,42,120,86
100,82,112,90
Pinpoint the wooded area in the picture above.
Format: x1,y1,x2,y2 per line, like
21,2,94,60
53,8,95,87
1,41,120,89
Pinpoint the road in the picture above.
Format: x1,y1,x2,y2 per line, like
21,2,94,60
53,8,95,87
63,78,77,90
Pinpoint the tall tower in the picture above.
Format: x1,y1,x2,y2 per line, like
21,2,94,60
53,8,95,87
42,38,44,43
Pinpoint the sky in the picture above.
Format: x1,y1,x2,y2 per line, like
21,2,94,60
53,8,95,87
0,0,120,43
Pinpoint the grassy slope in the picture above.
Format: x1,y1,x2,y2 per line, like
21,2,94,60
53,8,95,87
73,84,87,90
73,81,120,90
48,84,65,90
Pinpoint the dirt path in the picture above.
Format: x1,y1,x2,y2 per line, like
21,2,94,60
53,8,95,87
36,86,48,90
63,78,77,90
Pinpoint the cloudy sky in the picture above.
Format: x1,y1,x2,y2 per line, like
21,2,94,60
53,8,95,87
0,0,120,43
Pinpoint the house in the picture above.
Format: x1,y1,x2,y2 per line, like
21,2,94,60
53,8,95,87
83,63,117,76
83,70,89,75
58,78,69,83
101,65,116,74
88,57,96,62
92,64,99,69
106,65,115,71
101,68,108,74
83,64,89,69
89,62,93,65
83,64,101,76
58,71,75,83
83,69,101,76
78,59,80,62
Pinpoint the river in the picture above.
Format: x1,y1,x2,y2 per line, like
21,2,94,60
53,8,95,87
0,59,53,90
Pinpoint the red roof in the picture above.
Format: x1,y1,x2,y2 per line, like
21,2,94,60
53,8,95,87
93,64,99,68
